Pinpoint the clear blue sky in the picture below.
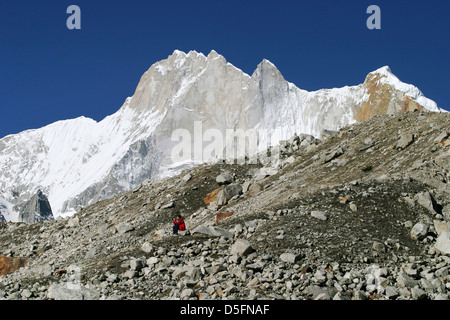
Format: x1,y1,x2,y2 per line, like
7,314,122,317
1,0,449,138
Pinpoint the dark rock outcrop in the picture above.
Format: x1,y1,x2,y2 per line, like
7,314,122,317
15,190,54,224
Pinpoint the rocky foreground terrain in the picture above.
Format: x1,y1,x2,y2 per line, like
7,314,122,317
0,110,449,300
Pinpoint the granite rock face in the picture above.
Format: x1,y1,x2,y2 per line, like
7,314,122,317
0,51,443,219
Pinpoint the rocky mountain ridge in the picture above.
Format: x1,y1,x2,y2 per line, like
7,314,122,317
0,110,449,300
0,50,444,221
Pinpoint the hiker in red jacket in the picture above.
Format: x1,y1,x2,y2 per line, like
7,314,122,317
172,215,186,234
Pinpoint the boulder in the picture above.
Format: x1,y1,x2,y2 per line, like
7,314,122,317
434,232,450,255
230,239,253,256
84,247,101,259
47,283,100,300
146,257,159,265
247,183,262,197
116,222,134,234
141,242,154,253
191,225,233,239
280,252,302,264
180,288,195,299
216,212,234,223
323,146,344,163
216,172,234,185
67,216,80,228
434,131,449,143
397,133,414,150
396,272,418,288
434,220,450,237
311,210,328,221
130,259,145,271
203,189,221,205
254,167,278,181
410,222,429,240
415,191,441,214
0,256,28,276
216,184,242,206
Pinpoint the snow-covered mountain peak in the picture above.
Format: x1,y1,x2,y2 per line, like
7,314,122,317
0,50,443,221
371,65,393,76
363,66,441,113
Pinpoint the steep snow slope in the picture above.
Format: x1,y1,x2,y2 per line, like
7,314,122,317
0,50,443,219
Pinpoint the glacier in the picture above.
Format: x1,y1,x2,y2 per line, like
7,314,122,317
0,49,444,220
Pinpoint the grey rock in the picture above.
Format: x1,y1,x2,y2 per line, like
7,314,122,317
146,257,159,265
396,272,418,288
241,181,252,193
279,252,302,264
47,283,100,300
122,270,138,279
433,131,449,143
216,183,243,206
434,232,450,255
311,210,328,221
106,274,118,283
216,172,234,185
130,259,145,271
191,225,233,239
185,266,202,281
180,288,195,299
397,133,414,149
304,285,330,299
323,147,344,163
230,239,253,256
349,203,358,212
85,247,101,259
15,190,54,224
434,220,450,236
372,241,386,253
247,183,262,196
21,289,33,299
161,201,174,209
385,286,399,299
415,191,440,214
410,222,429,240
333,292,351,300
411,287,427,300
182,173,192,182
116,222,134,234
67,216,80,228
254,167,278,181
141,242,154,253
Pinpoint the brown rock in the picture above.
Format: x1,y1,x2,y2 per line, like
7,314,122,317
247,183,262,197
216,212,234,223
203,189,221,205
0,256,28,276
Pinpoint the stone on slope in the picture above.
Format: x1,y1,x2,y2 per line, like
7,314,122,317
230,239,253,256
47,283,100,300
0,256,28,276
216,172,234,185
216,184,243,206
280,252,302,264
434,232,450,255
311,210,328,221
415,191,441,214
191,225,233,239
397,133,414,150
410,222,429,241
